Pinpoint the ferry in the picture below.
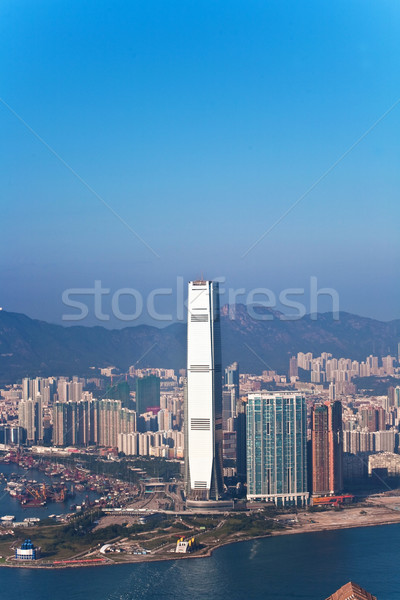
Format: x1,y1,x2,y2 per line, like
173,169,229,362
0,515,15,522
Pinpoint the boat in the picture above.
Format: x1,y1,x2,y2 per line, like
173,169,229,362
21,499,46,508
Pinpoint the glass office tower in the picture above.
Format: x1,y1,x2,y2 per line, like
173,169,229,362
136,375,160,415
246,392,309,507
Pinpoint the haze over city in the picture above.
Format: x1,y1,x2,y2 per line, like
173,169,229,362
1,1,399,325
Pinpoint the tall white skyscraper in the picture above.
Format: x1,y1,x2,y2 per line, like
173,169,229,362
185,280,223,501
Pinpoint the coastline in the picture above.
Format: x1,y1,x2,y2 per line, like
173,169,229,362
3,499,400,570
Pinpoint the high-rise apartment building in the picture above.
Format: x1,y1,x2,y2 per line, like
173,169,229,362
52,402,69,446
22,377,44,402
289,356,298,379
246,392,309,507
222,431,237,461
98,399,122,446
311,401,343,496
222,386,237,430
185,280,223,501
136,376,160,415
52,398,135,447
224,362,239,397
70,380,84,403
18,393,44,445
235,410,247,480
343,428,398,454
18,398,34,442
360,407,386,432
20,377,53,444
157,409,172,431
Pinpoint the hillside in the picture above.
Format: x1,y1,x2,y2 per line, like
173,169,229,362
0,306,398,383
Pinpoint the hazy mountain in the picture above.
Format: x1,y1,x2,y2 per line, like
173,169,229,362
0,306,399,384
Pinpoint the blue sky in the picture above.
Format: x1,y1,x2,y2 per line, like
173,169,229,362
0,0,399,325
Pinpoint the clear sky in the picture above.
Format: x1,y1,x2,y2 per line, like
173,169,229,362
0,0,399,326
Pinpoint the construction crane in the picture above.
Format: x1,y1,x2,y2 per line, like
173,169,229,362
26,485,47,502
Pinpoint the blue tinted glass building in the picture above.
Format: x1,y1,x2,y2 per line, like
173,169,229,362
246,392,309,507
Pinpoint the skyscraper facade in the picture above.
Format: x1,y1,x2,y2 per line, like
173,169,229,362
18,394,43,445
52,399,136,447
136,376,160,415
224,362,239,397
19,377,52,444
311,401,343,496
246,392,308,506
235,411,247,480
289,356,298,379
222,386,237,430
185,280,223,501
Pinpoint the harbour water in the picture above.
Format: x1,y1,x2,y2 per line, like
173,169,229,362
0,463,99,521
1,522,399,599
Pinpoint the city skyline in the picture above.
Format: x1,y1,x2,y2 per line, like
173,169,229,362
3,322,400,594
0,1,399,594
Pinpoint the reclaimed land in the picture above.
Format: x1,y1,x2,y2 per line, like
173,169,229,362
2,494,400,568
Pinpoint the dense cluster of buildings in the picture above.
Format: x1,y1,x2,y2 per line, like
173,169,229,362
1,280,400,510
293,351,399,395
244,385,400,506
183,281,400,506
0,371,184,459
118,430,184,458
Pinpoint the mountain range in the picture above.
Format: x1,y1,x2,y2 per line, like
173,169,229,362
0,306,399,384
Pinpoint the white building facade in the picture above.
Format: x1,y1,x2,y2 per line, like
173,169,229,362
185,280,223,500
